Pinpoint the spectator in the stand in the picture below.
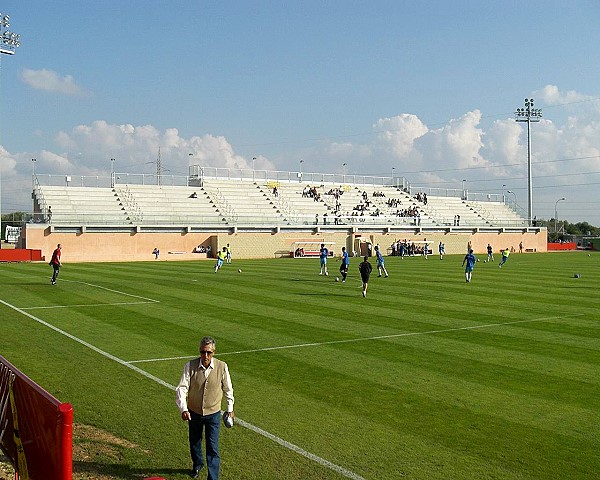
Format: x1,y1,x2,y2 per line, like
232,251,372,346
190,192,198,198
47,206,52,223
315,213,319,225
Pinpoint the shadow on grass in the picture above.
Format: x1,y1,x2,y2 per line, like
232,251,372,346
73,460,192,479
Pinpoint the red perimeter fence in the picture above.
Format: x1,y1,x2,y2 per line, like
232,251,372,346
0,355,73,480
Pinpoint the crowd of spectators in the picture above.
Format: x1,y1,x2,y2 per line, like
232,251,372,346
414,192,428,204
302,185,322,201
193,245,212,255
390,239,430,256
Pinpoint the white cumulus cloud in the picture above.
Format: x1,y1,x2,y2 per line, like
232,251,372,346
20,68,88,96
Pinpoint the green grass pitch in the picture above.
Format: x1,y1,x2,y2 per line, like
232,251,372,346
1,251,599,479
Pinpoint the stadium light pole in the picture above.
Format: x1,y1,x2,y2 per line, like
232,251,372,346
299,159,304,182
506,190,517,207
32,158,37,184
554,197,565,235
0,13,20,246
110,158,115,187
342,163,347,183
515,98,542,227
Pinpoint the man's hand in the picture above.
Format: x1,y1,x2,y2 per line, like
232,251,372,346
181,411,191,421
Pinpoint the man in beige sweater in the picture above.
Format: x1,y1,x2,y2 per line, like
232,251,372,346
176,336,235,479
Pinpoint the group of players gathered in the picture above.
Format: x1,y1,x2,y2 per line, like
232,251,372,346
318,243,388,297
318,241,513,295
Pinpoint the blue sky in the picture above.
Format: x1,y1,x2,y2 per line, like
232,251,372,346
2,1,600,224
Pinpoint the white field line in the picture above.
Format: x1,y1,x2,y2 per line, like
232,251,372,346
61,279,160,303
21,301,156,310
0,298,367,480
129,312,585,364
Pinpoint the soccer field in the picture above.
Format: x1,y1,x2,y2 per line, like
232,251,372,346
1,252,599,479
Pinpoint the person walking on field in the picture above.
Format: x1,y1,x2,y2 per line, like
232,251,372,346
337,246,350,282
319,243,329,276
374,245,389,277
214,247,227,273
358,255,373,297
499,247,510,268
49,243,62,285
462,249,477,283
176,336,235,480
486,243,494,263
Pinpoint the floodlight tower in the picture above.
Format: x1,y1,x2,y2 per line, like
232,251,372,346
515,98,542,227
0,13,20,245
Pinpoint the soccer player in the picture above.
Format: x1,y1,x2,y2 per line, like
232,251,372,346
462,249,476,282
338,246,350,282
423,239,429,260
319,243,329,276
438,241,445,260
214,247,227,273
486,243,494,263
225,243,232,264
49,243,62,285
374,245,389,278
499,247,510,268
358,255,373,297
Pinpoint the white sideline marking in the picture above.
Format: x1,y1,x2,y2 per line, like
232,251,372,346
0,298,366,480
61,279,160,303
130,312,585,364
21,301,156,310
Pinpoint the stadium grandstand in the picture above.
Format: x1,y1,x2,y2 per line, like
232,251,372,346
19,166,546,262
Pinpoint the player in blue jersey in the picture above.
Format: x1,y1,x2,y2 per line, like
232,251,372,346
374,245,389,278
462,249,477,282
486,243,494,263
338,246,350,282
438,241,445,260
319,243,329,276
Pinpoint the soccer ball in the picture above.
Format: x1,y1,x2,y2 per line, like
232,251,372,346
335,277,339,282
238,268,242,273
484,260,487,263
588,254,591,257
223,412,234,428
